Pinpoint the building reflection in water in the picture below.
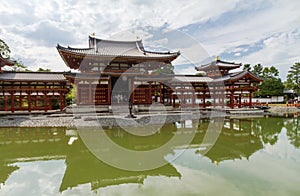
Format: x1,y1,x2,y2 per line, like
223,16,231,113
0,116,299,191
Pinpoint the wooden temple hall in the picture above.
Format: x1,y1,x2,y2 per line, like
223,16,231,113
56,35,262,111
0,35,263,113
0,54,69,113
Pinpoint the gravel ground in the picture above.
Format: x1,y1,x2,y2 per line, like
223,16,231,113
0,112,203,128
1,106,298,128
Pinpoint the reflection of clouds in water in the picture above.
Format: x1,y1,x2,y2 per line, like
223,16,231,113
97,164,244,196
2,160,66,196
263,128,300,163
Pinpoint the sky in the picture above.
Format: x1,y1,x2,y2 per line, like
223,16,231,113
0,0,299,80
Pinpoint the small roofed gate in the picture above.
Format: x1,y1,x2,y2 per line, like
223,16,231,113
0,72,69,113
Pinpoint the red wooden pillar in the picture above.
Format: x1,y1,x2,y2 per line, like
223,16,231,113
217,86,221,107
159,83,162,103
238,94,242,108
19,91,22,111
3,95,7,111
149,82,152,104
63,91,66,109
249,91,253,108
192,92,195,107
230,91,234,109
107,79,111,105
44,91,47,112
60,92,63,111
131,78,134,104
221,87,225,108
213,86,216,108
28,92,31,112
203,92,206,108
49,95,53,110
220,94,223,108
11,92,14,113
34,93,37,110
170,91,173,106
88,83,92,105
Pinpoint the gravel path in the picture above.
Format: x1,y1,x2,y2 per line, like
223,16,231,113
1,106,298,128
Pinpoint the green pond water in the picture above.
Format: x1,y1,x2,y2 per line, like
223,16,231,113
0,116,300,196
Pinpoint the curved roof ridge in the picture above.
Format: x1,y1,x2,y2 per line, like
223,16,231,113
217,59,242,66
67,46,94,50
0,53,16,67
143,50,180,55
89,35,140,44
229,70,263,82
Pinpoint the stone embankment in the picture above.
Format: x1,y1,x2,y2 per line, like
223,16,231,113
267,106,300,115
0,115,75,127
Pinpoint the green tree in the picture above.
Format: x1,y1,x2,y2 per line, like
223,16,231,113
152,64,174,75
259,78,284,97
259,66,284,97
66,85,76,105
284,74,294,90
37,67,51,72
6,59,31,72
245,64,263,98
0,39,11,58
285,118,300,148
252,64,263,77
243,64,251,71
1,38,29,71
196,71,206,76
262,66,279,78
285,62,300,93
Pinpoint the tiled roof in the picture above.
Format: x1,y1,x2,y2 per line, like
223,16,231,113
135,75,173,81
73,73,110,80
196,59,242,71
57,37,180,59
212,71,263,82
172,76,213,83
0,54,15,67
134,75,213,83
0,72,67,81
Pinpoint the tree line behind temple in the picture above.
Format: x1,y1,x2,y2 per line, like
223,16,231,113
242,63,300,98
1,38,300,99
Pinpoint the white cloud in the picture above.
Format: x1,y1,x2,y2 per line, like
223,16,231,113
235,31,300,79
1,160,66,196
174,65,197,75
0,0,299,78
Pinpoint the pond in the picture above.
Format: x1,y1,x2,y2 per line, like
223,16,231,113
0,116,300,195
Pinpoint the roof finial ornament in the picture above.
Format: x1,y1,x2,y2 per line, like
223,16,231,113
136,36,140,40
216,55,220,61
91,32,96,37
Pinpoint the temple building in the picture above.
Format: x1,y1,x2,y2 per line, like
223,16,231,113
0,35,263,113
0,54,15,72
57,35,180,108
57,35,262,110
0,54,69,113
195,57,263,108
